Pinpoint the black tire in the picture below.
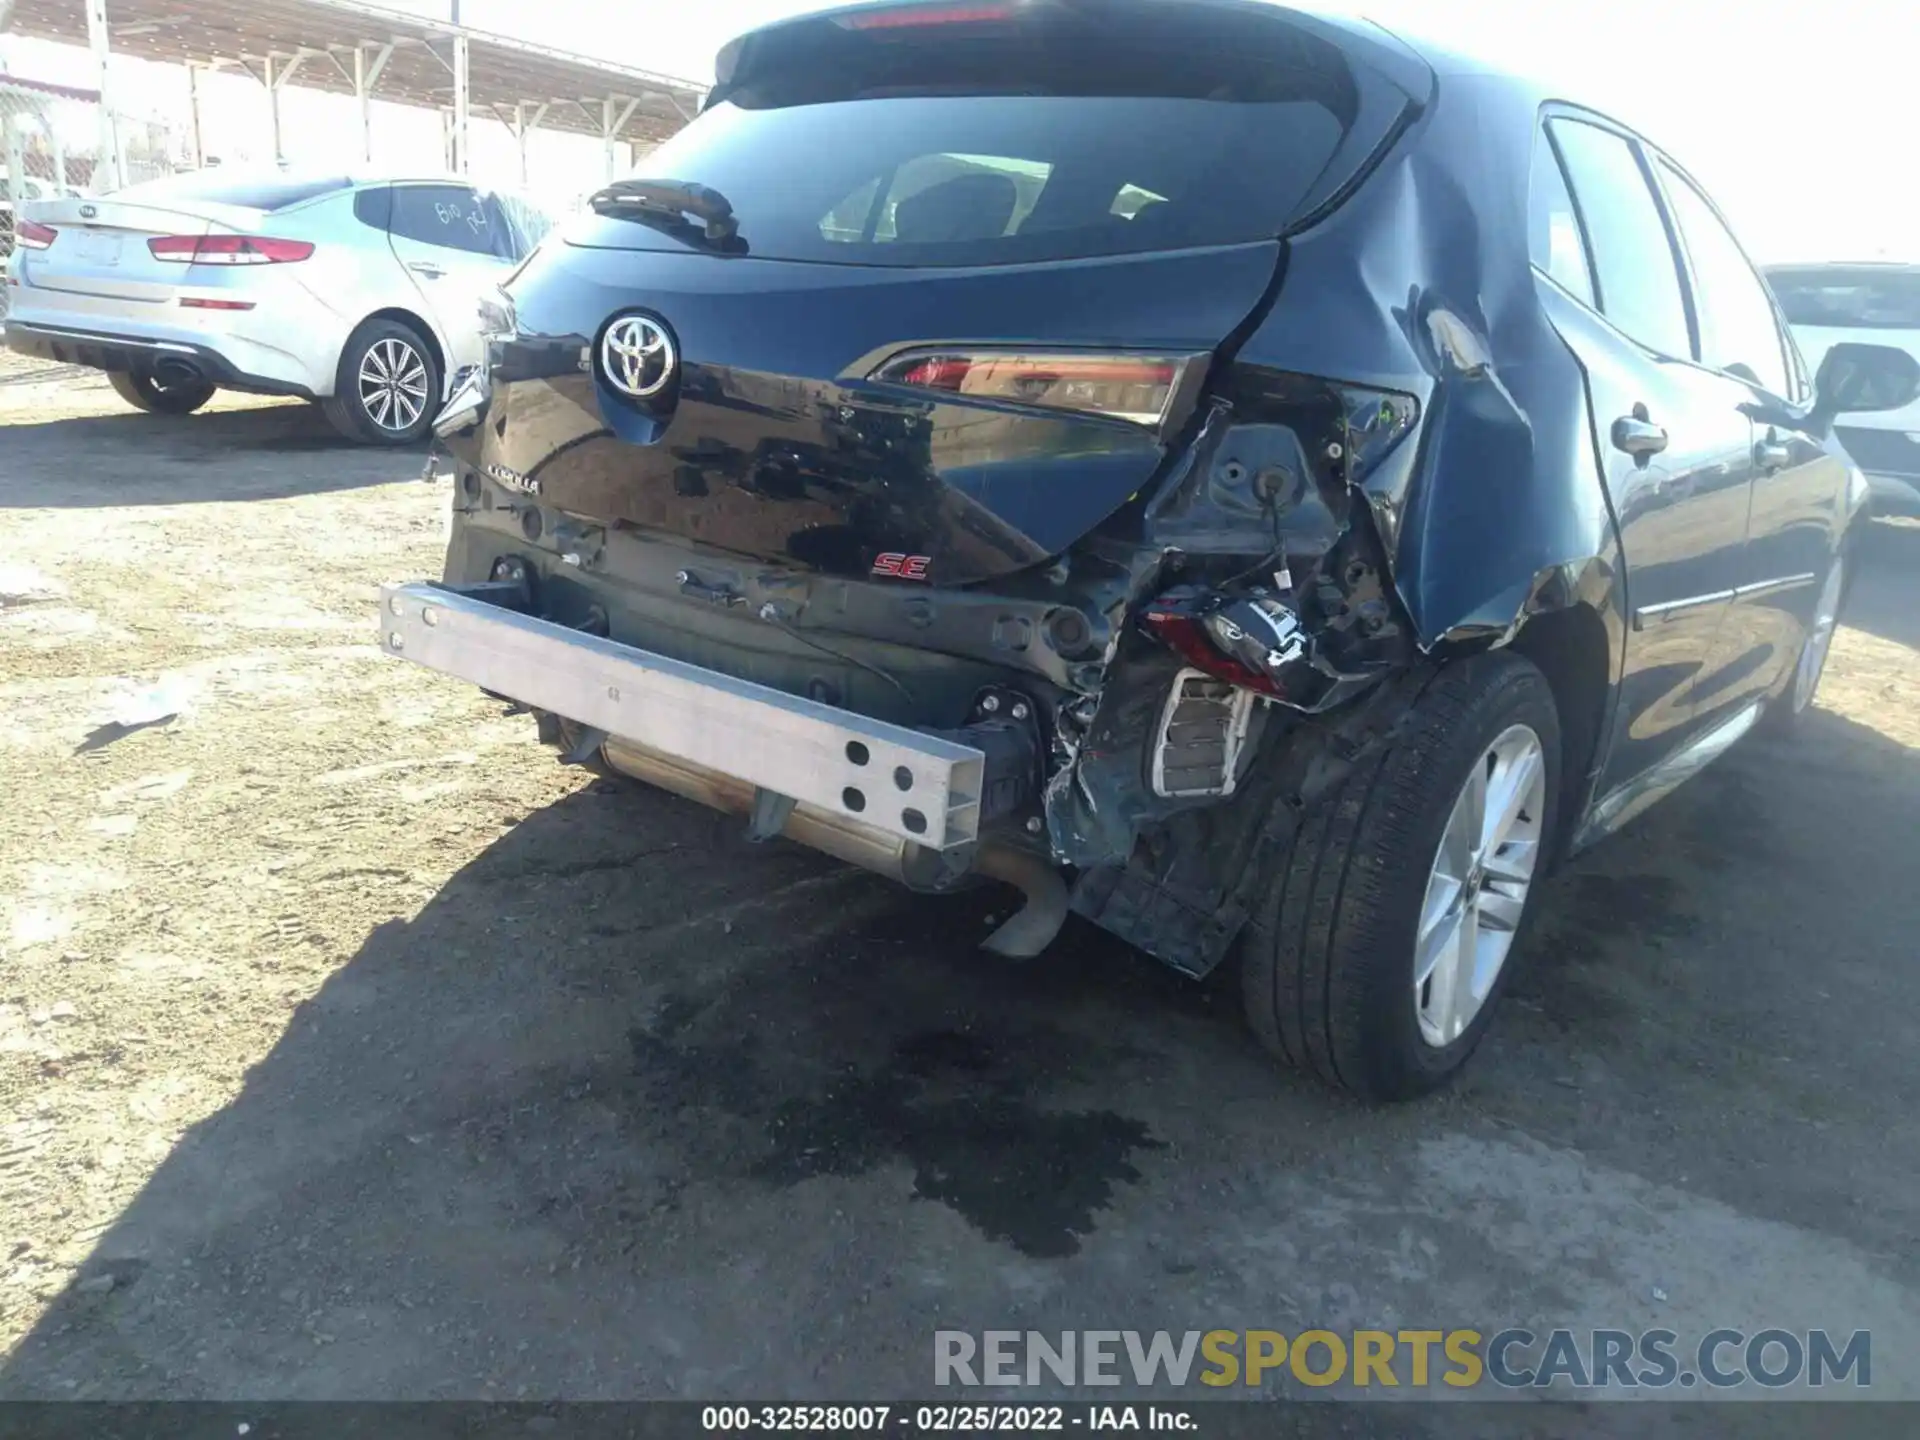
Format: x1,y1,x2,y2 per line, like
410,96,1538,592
1760,552,1845,738
321,318,441,446
107,369,216,416
1239,650,1562,1102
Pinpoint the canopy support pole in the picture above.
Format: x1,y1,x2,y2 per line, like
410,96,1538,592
601,95,639,182
84,0,120,191
355,44,393,165
186,62,204,168
450,33,470,175
505,101,549,187
264,54,279,162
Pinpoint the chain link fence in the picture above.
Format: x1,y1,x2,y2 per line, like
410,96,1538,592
2,76,177,262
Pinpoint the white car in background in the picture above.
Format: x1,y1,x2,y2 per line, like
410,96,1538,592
3,169,549,444
1768,262,1920,517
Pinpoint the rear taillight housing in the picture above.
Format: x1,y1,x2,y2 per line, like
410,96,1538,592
870,349,1190,429
148,234,314,265
1140,596,1300,699
14,220,57,250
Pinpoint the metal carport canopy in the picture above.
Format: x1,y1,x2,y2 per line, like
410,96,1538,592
2,0,705,176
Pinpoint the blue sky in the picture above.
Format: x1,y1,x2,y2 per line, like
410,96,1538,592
4,0,1913,262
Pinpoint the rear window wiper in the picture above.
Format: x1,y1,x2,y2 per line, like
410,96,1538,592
588,179,742,248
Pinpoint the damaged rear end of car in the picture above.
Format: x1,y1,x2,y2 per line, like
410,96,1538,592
386,0,1625,1094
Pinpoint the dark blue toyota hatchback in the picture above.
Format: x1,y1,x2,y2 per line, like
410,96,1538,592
389,0,1920,1098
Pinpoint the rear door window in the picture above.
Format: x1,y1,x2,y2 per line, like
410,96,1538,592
1548,119,1692,360
390,184,503,258
493,192,553,260
1654,161,1789,395
1528,134,1595,305
353,185,392,231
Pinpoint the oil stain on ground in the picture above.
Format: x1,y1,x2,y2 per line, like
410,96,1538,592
753,1029,1160,1259
1514,869,1703,1033
625,895,1166,1259
628,1018,1161,1260
1558,872,1700,944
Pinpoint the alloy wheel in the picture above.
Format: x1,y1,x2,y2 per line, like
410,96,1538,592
357,337,430,433
1413,723,1547,1048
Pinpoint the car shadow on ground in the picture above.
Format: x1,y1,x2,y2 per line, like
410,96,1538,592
1848,519,1920,652
0,402,424,508
2,689,1916,1415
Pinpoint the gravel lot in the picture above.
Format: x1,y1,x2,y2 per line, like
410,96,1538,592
2,349,1917,1428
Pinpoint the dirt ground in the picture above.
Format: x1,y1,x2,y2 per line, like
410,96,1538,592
1,347,1917,1427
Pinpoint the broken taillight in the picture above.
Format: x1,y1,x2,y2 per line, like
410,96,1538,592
870,350,1187,429
1139,590,1309,700
1142,607,1281,696
148,234,315,265
14,220,57,250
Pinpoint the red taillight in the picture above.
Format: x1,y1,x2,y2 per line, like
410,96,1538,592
15,220,58,250
837,2,1018,28
179,297,257,311
870,350,1186,428
1139,608,1284,698
1139,590,1313,702
148,234,314,265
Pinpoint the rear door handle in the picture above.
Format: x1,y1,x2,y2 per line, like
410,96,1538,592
1612,407,1669,459
407,261,446,279
1754,431,1792,471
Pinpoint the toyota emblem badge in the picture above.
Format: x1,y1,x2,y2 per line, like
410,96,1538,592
600,314,676,399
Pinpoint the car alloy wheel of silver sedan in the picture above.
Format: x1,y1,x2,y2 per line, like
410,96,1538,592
1414,723,1547,1048
358,337,431,433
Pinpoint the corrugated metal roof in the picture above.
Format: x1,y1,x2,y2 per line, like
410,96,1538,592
4,0,705,147
0,72,103,103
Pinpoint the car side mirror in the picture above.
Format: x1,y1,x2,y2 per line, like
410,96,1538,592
1810,341,1920,432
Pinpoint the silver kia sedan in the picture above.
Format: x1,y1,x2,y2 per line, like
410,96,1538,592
3,169,550,444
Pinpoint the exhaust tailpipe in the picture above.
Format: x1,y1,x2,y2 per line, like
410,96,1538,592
153,357,205,387
975,842,1070,958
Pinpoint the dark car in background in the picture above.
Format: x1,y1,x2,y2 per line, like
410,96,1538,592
1768,262,1920,517
381,0,1920,1099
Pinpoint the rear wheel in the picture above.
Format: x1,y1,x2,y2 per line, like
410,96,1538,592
107,369,216,416
321,319,440,446
1239,651,1561,1101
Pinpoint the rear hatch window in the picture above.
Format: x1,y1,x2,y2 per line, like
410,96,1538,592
1769,268,1920,329
566,1,1397,267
